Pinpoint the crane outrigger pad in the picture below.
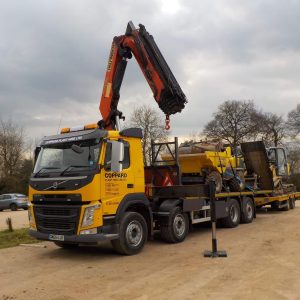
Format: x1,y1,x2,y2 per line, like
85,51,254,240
241,141,274,190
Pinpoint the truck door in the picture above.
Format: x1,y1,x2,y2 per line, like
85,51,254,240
100,139,134,214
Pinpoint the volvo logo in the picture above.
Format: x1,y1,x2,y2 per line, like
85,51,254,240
43,179,69,191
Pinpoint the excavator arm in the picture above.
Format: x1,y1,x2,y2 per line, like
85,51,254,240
98,21,187,130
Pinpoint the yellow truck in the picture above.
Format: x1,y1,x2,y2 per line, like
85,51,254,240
28,129,256,254
28,22,299,255
28,130,299,255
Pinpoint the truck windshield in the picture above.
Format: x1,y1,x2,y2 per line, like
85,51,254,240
33,139,101,176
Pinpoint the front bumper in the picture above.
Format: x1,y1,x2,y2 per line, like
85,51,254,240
29,229,119,243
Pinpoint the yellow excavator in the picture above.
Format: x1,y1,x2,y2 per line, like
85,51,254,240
240,141,294,193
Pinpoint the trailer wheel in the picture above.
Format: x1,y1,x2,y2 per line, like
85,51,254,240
160,207,189,243
111,212,147,255
281,200,290,211
241,197,254,223
228,177,241,192
271,202,279,210
206,171,223,193
221,199,240,228
289,197,296,209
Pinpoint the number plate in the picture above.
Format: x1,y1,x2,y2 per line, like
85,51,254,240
49,234,64,241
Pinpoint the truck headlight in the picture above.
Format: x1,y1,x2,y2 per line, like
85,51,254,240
28,205,36,229
82,204,100,227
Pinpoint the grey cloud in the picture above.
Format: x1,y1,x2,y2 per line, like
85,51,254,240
0,0,300,140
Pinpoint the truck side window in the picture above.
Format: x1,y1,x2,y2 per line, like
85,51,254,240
122,142,130,169
104,141,130,171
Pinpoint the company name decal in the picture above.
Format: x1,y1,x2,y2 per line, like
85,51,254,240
44,136,83,145
105,173,127,179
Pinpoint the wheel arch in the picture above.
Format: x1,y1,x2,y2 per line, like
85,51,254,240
158,198,183,213
115,193,153,238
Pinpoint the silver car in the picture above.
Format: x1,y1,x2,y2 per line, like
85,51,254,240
0,194,28,211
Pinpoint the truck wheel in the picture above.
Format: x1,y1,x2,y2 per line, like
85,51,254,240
271,202,279,210
289,197,296,209
54,242,79,248
221,199,240,228
111,212,147,255
160,206,189,243
205,171,223,193
281,200,290,211
228,177,241,192
10,203,17,211
241,197,254,223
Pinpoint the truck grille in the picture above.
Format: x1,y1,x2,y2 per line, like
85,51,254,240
34,205,80,235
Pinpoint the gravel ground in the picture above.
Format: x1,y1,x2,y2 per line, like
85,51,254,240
1,203,300,300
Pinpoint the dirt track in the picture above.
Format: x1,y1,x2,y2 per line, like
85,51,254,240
1,204,300,300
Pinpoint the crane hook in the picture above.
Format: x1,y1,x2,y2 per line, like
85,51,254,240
165,115,170,130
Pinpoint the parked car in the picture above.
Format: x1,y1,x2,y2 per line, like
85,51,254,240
0,194,28,211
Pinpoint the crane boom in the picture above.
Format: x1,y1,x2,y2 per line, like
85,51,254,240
98,21,187,130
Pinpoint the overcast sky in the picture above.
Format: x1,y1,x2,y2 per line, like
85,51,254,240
1,0,300,141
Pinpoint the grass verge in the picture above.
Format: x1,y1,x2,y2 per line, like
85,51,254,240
0,228,40,249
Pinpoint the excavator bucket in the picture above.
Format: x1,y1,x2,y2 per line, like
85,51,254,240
134,23,187,116
241,141,274,190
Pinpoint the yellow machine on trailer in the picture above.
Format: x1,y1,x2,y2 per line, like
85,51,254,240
162,141,241,193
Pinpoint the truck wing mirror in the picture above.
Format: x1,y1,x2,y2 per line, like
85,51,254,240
111,141,124,172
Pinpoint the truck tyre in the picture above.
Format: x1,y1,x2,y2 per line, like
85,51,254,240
54,242,79,248
289,197,296,210
281,200,290,211
241,197,254,224
228,177,241,192
111,211,147,255
10,203,17,211
160,206,189,243
221,199,240,228
271,202,279,210
205,171,222,193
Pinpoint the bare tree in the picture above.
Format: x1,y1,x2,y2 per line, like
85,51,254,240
255,112,286,146
287,143,300,174
203,100,259,151
0,119,25,192
129,105,168,166
287,104,300,137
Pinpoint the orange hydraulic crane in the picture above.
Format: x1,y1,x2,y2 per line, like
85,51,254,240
98,21,187,130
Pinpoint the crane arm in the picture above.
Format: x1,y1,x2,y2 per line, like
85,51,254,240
98,21,187,130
